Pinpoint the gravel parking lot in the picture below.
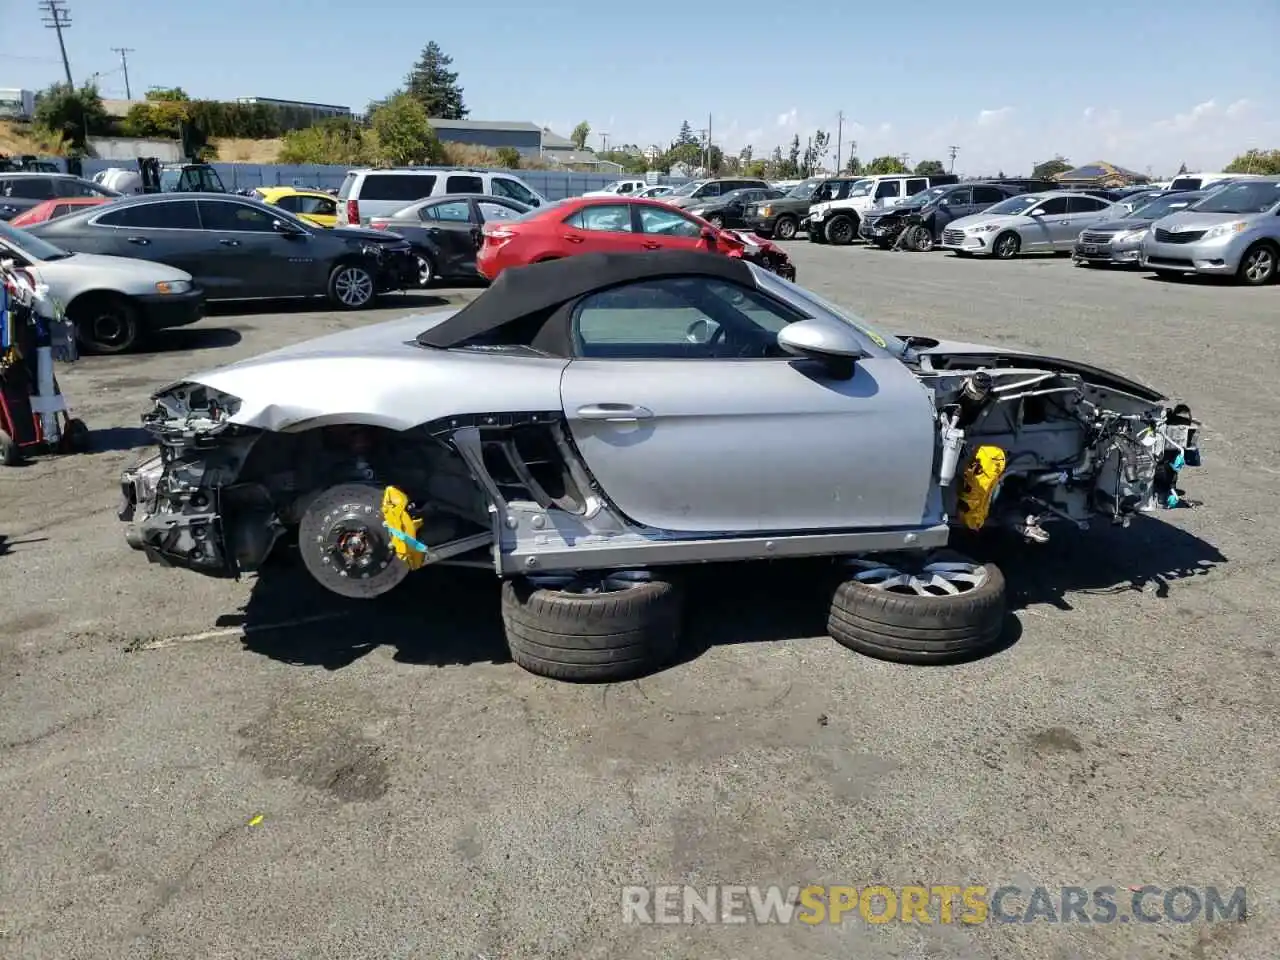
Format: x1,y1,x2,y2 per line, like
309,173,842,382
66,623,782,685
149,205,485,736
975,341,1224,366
2,248,1277,960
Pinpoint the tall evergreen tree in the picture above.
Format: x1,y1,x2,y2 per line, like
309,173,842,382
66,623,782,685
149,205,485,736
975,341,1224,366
403,41,468,119
676,120,696,145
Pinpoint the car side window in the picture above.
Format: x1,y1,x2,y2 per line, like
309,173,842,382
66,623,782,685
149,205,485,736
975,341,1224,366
197,200,276,232
491,177,539,206
5,177,55,200
447,175,484,193
1032,197,1071,215
274,195,300,212
874,180,901,199
696,183,722,198
1066,195,1107,213
636,205,701,237
905,178,928,196
298,196,336,216
477,200,518,222
426,200,472,222
564,204,633,232
572,277,803,360
942,188,972,205
51,203,73,219
972,186,1007,204
97,200,201,229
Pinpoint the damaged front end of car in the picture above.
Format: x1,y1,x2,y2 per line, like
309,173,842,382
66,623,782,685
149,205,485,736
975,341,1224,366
911,346,1202,543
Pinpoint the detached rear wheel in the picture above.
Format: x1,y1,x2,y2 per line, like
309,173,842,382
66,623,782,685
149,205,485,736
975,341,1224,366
501,571,682,682
828,551,1006,665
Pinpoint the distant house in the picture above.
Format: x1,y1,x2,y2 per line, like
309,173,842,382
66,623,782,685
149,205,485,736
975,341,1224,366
1054,161,1150,189
427,119,544,157
534,126,624,171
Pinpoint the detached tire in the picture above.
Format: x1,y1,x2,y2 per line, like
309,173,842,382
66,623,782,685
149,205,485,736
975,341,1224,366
501,572,682,682
828,551,1006,665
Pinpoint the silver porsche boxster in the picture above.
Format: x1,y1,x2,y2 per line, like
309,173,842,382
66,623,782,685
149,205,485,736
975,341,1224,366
118,251,1201,680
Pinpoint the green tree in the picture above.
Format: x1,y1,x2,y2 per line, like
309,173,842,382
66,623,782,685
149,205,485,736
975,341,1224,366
667,140,702,169
370,93,441,166
676,120,697,146
744,159,768,179
598,150,648,174
844,154,863,175
1031,155,1071,180
277,117,375,165
1224,148,1280,175
866,155,907,174
914,159,945,175
403,41,467,119
571,121,591,150
496,146,521,169
33,82,109,153
145,86,190,101
739,144,753,164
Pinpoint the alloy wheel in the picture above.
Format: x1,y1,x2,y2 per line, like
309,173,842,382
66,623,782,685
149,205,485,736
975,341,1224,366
844,556,989,597
335,267,374,306
1242,247,1275,285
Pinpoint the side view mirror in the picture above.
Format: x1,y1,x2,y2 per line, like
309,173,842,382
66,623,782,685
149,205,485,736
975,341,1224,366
776,318,867,379
700,227,717,242
272,218,304,236
1028,208,1046,217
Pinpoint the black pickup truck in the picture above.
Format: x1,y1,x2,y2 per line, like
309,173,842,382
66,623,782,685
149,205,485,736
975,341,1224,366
740,177,832,239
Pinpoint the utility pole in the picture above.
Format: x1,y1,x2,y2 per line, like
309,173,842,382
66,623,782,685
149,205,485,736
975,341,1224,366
899,152,910,171
706,112,713,172
835,111,844,175
947,145,959,173
39,0,74,86
111,46,135,99
598,132,609,153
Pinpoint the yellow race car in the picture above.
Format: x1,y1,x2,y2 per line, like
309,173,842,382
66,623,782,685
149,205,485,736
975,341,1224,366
252,187,338,228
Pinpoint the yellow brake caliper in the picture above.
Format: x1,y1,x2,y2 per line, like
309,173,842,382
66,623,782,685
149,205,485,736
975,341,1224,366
957,445,1008,531
380,486,428,570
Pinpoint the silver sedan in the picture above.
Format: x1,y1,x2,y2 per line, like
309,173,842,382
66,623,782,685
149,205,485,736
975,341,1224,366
941,191,1118,258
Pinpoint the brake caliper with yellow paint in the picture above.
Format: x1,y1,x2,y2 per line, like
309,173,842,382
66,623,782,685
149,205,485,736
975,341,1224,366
957,445,1008,531
381,485,428,570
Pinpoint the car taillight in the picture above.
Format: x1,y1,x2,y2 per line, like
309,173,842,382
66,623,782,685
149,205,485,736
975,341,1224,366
346,199,359,224
370,221,387,230
484,226,516,247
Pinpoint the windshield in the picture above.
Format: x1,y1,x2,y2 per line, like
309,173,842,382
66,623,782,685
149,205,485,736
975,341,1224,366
905,186,949,206
755,267,907,357
0,219,71,261
1191,181,1280,214
668,180,706,198
1130,193,1200,219
787,178,822,199
983,194,1042,216
845,179,874,198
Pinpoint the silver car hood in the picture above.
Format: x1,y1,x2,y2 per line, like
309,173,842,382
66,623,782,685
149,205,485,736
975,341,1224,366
1152,211,1253,231
37,251,192,283
905,337,1164,402
171,310,570,433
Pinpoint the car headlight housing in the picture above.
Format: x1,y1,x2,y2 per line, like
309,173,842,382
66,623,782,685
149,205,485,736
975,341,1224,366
759,204,773,217
968,223,1001,233
1202,221,1247,240
154,280,192,294
1115,227,1149,242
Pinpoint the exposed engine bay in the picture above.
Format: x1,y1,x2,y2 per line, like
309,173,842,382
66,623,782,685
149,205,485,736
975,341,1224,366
911,345,1200,543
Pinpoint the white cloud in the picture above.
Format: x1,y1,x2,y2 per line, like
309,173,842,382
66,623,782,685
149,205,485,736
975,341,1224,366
877,122,892,135
977,107,1013,127
1082,106,1094,121
776,107,798,127
1159,99,1217,131
1225,98,1251,119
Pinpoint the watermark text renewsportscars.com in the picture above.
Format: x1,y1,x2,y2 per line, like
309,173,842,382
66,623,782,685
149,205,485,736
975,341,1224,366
622,884,1247,925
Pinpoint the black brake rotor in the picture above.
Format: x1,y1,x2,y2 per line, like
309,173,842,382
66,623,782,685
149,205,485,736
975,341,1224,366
298,483,411,599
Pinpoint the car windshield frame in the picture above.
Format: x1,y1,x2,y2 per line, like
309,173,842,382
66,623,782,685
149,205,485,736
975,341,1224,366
844,180,874,198
0,219,71,261
983,194,1043,216
1190,181,1280,215
753,266,908,359
786,179,823,199
668,180,706,198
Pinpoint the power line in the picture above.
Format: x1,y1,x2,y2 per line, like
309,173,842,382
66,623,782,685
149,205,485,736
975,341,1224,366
111,46,135,99
38,0,73,86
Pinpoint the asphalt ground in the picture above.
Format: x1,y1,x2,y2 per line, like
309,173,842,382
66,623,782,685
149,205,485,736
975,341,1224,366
1,246,1276,959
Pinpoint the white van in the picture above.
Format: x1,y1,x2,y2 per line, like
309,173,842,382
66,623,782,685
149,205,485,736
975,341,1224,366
807,173,959,244
1165,171,1260,192
336,168,547,226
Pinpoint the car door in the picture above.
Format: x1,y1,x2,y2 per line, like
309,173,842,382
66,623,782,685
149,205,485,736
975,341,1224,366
197,199,314,298
633,203,715,252
558,275,935,532
1062,195,1114,247
558,202,650,256
84,198,207,272
417,198,478,276
1021,196,1070,249
932,187,971,231
873,179,902,209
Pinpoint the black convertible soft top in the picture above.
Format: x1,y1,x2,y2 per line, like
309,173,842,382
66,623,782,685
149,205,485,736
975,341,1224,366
417,250,754,349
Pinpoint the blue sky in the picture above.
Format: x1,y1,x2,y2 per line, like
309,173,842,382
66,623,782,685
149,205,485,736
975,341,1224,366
5,0,1277,176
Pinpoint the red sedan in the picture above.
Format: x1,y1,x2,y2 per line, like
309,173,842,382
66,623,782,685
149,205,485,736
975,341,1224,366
9,196,110,228
476,196,796,281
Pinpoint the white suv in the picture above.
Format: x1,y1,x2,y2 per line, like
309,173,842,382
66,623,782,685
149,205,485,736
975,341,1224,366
807,173,959,245
336,168,547,226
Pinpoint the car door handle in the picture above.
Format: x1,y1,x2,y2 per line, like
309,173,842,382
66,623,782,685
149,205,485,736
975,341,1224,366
562,234,585,243
126,236,150,245
219,238,241,246
641,241,662,249
576,403,654,422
